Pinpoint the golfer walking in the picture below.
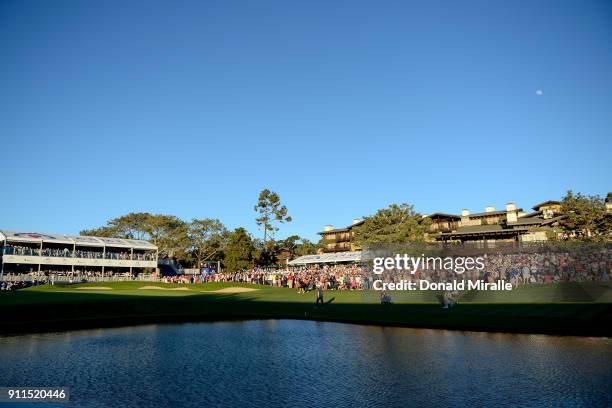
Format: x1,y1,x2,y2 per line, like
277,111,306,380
315,283,324,308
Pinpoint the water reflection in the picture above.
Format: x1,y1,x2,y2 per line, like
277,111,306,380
0,321,610,408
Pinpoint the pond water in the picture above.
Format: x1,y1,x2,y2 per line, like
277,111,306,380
0,320,610,407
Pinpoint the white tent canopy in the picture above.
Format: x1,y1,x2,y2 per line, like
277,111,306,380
288,251,362,265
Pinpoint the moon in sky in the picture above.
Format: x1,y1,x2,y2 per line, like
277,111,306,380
536,89,544,96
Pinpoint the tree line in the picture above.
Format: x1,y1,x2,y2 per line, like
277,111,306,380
81,189,316,271
81,189,611,271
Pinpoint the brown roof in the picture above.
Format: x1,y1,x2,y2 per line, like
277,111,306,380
318,227,350,234
469,209,523,218
521,210,542,218
540,215,567,226
532,200,561,210
439,223,534,237
452,225,504,234
509,217,544,226
318,219,364,235
427,213,461,220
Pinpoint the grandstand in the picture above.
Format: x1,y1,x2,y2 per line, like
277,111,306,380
0,230,157,281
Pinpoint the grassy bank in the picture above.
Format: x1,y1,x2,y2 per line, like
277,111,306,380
1,282,611,336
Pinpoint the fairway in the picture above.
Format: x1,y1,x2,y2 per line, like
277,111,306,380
1,282,611,336
7,280,612,303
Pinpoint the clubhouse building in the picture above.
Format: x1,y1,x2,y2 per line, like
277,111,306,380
319,200,567,252
318,219,364,253
433,201,565,243
0,230,158,276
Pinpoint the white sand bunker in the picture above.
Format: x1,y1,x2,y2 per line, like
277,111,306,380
139,286,191,291
211,287,259,293
74,286,113,290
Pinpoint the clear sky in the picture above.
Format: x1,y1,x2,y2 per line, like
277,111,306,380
1,0,611,242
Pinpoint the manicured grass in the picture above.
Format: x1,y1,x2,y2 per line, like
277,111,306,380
1,282,611,336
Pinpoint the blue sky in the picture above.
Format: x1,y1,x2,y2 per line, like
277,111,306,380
1,0,611,242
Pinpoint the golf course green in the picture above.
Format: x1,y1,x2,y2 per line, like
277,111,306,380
1,281,611,336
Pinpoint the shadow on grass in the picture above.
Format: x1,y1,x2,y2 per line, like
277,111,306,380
0,284,611,337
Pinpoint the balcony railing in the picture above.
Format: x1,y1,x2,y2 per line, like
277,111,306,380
429,222,459,233
323,243,351,253
1,246,156,261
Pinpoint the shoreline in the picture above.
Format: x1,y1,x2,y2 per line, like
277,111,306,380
2,302,611,338
2,313,612,338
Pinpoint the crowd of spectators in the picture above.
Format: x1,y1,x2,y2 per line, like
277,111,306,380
0,280,33,291
2,245,39,256
206,264,368,291
478,250,610,285
0,269,157,288
2,244,155,261
133,253,156,261
374,249,611,287
74,249,104,259
1,247,609,292
197,248,610,291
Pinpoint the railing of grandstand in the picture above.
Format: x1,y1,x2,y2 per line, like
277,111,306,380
0,273,160,283
1,245,156,261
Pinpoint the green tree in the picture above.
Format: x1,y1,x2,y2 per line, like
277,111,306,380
81,213,152,239
280,235,317,259
254,189,292,244
560,190,611,240
296,238,317,256
187,218,227,268
146,215,189,260
353,203,431,244
109,212,152,240
224,228,254,272
80,225,118,237
81,213,191,262
253,238,278,267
